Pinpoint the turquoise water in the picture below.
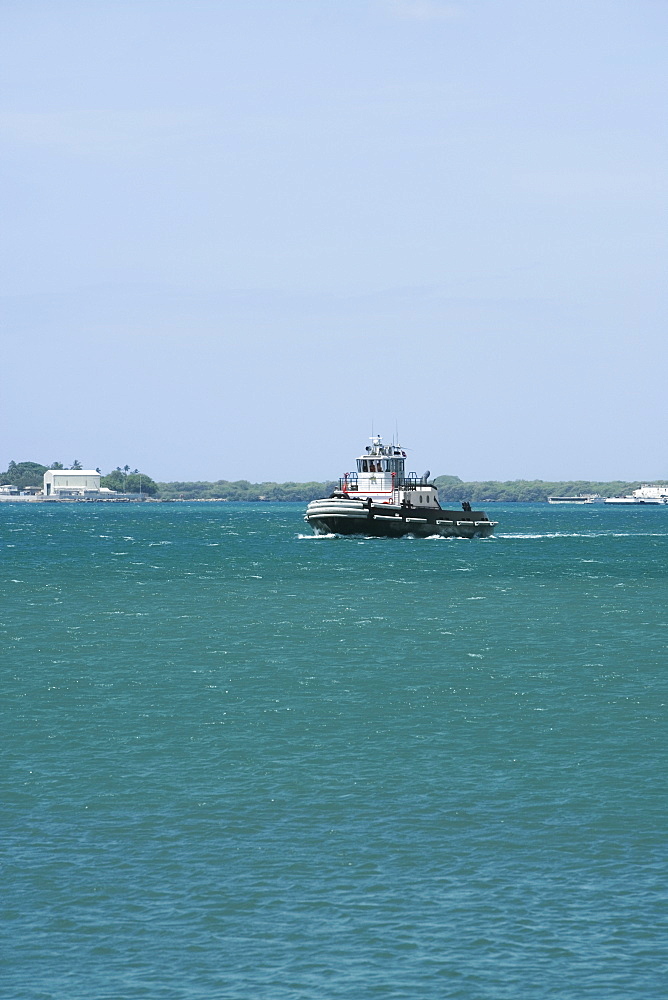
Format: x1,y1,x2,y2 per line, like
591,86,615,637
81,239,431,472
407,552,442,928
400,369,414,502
2,502,667,999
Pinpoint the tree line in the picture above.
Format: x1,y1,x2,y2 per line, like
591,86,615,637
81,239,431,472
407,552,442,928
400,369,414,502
100,467,159,496
432,475,661,503
1,460,663,502
0,461,158,495
156,479,339,501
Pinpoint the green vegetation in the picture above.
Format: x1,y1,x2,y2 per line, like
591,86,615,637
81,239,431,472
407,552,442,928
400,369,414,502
156,480,338,501
157,475,660,502
1,459,664,502
0,461,158,495
433,476,664,503
100,468,159,496
0,461,48,490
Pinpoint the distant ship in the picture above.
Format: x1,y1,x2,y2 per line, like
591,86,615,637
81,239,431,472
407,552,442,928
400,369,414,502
304,436,497,538
547,495,600,504
604,485,668,505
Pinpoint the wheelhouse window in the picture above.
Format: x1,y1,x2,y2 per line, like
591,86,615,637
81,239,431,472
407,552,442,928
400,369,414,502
358,457,404,473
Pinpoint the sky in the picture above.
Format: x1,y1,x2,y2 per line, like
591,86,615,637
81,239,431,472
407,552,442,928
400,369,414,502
1,0,667,483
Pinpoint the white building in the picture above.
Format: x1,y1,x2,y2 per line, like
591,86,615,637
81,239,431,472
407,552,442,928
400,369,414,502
43,469,101,497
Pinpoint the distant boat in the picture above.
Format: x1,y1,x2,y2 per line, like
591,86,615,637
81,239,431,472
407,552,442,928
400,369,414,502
304,435,498,538
547,495,601,504
604,485,668,505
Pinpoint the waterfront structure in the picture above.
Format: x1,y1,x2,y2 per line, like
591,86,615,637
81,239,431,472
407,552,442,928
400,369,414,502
43,469,102,498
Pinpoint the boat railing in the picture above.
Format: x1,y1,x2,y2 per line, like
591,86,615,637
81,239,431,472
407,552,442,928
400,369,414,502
340,474,433,493
394,476,433,489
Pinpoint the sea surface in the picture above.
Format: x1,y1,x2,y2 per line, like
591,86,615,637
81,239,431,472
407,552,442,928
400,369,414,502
2,502,667,999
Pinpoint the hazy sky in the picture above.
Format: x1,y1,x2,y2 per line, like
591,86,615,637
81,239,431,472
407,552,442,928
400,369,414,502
2,0,667,482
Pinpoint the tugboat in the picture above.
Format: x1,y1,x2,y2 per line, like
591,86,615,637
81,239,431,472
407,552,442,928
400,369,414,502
305,436,498,538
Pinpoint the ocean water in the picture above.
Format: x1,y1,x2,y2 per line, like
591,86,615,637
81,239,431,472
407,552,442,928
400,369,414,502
2,501,666,999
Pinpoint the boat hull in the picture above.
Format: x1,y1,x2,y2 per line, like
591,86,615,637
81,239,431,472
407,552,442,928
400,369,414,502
547,498,594,504
305,499,497,538
604,498,666,505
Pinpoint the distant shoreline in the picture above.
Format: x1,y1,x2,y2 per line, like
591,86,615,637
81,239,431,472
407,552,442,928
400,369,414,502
2,462,666,504
155,477,665,503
